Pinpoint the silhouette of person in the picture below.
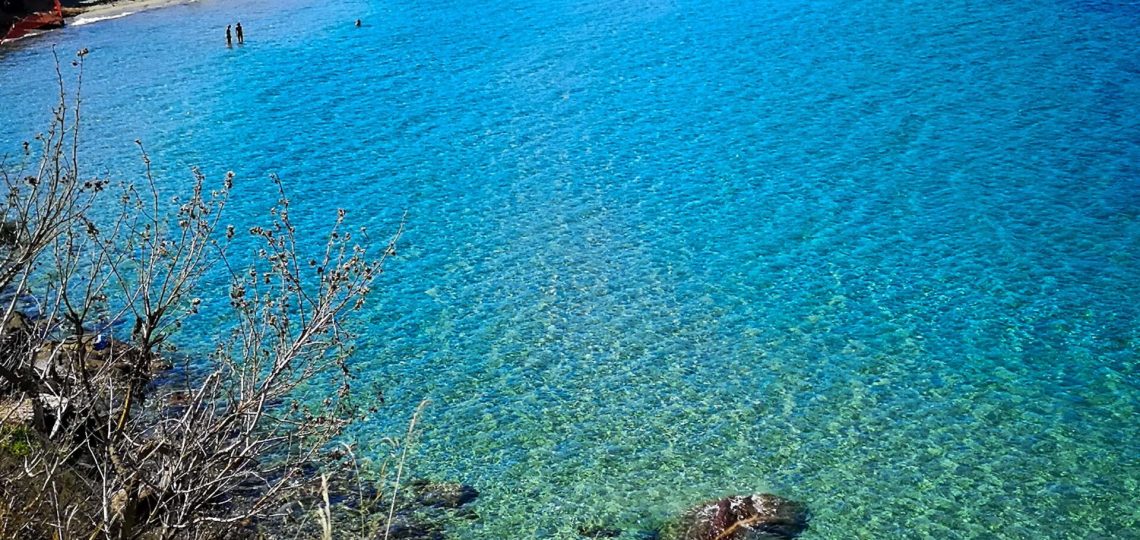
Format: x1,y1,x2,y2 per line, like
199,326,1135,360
235,22,244,44
225,24,232,47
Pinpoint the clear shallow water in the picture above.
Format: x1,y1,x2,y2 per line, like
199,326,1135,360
3,0,1139,537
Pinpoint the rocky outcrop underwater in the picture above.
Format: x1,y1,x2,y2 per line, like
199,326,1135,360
578,493,808,540
658,494,808,540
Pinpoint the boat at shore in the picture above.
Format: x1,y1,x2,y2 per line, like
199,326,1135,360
2,0,64,42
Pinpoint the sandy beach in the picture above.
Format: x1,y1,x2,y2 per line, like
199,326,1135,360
66,0,197,26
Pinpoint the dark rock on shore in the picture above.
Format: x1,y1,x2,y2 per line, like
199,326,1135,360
30,334,171,379
0,220,18,246
658,494,808,540
249,475,478,540
411,479,479,508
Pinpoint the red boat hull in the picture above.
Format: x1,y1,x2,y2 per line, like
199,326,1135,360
2,0,63,42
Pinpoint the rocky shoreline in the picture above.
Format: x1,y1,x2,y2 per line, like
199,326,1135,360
266,477,809,540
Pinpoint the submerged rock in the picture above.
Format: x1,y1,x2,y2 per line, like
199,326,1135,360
578,525,623,537
659,494,808,540
411,479,479,508
379,514,444,540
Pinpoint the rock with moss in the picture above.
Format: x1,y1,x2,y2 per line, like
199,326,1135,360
0,424,36,456
658,494,808,540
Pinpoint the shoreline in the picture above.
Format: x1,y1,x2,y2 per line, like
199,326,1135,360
65,0,196,27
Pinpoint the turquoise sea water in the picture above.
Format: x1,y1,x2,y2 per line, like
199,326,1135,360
3,0,1139,537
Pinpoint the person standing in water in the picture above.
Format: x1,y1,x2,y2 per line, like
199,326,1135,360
225,24,232,46
235,22,244,44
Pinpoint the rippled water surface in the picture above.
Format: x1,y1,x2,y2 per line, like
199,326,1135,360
3,0,1139,537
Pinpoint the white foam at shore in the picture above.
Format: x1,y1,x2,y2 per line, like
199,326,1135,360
0,29,48,43
71,11,137,26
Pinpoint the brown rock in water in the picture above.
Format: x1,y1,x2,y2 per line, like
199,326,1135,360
659,494,808,540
